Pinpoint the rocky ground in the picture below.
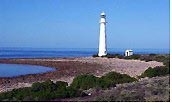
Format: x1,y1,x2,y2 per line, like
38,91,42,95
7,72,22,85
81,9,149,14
0,57,163,93
56,76,170,102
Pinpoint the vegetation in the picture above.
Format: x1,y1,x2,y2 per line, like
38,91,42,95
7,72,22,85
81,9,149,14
124,54,140,60
140,54,169,63
0,80,85,101
93,53,169,65
70,74,100,90
100,72,137,84
90,76,169,102
0,71,137,101
70,72,137,90
92,53,141,60
138,54,170,78
92,53,124,59
139,66,169,78
92,54,99,57
106,54,124,59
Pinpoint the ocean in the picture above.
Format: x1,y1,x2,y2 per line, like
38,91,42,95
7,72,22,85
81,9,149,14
0,64,55,77
0,48,169,59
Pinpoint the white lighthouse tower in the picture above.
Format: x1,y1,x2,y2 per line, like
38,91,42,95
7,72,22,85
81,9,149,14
98,12,107,57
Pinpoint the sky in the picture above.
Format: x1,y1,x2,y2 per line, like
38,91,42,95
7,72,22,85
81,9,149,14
0,0,170,49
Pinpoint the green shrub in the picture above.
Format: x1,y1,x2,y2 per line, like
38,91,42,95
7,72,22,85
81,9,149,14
93,53,124,59
0,72,138,101
70,74,117,90
66,87,86,97
97,78,116,89
0,80,82,101
70,72,137,90
92,54,99,57
32,82,45,92
114,54,124,59
106,54,115,58
139,66,170,78
124,54,141,60
70,74,99,90
101,72,137,84
55,81,68,89
140,54,169,64
32,80,57,92
149,54,156,56
0,87,32,101
106,54,124,59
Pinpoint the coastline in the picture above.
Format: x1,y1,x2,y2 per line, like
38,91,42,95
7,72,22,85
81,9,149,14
0,57,163,93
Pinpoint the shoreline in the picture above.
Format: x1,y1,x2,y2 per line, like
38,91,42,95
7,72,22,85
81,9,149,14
0,57,163,93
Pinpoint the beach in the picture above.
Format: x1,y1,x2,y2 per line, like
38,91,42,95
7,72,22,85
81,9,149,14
0,57,163,93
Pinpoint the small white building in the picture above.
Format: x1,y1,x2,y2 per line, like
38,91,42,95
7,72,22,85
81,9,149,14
125,50,133,56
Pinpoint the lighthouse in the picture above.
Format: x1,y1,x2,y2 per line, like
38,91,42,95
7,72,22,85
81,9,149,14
98,12,107,57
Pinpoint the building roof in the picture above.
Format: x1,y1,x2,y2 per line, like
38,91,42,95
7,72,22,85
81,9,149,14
125,49,133,52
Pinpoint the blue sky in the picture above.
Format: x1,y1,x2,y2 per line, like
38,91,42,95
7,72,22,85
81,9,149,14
0,0,170,49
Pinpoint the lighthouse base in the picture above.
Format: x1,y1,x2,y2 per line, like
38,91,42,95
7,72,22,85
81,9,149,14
98,52,107,57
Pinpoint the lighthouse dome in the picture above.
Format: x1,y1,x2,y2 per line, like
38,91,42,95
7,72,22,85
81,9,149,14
101,12,105,16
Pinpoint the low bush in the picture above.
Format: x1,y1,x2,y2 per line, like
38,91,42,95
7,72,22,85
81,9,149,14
106,54,124,59
92,54,99,57
139,66,170,78
149,54,157,56
70,74,99,90
92,53,124,59
106,54,115,58
140,54,169,63
0,80,84,101
124,54,141,60
70,72,137,90
100,72,137,84
32,80,58,92
0,87,32,101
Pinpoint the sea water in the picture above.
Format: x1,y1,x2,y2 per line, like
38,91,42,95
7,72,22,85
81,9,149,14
0,48,169,58
0,64,56,77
